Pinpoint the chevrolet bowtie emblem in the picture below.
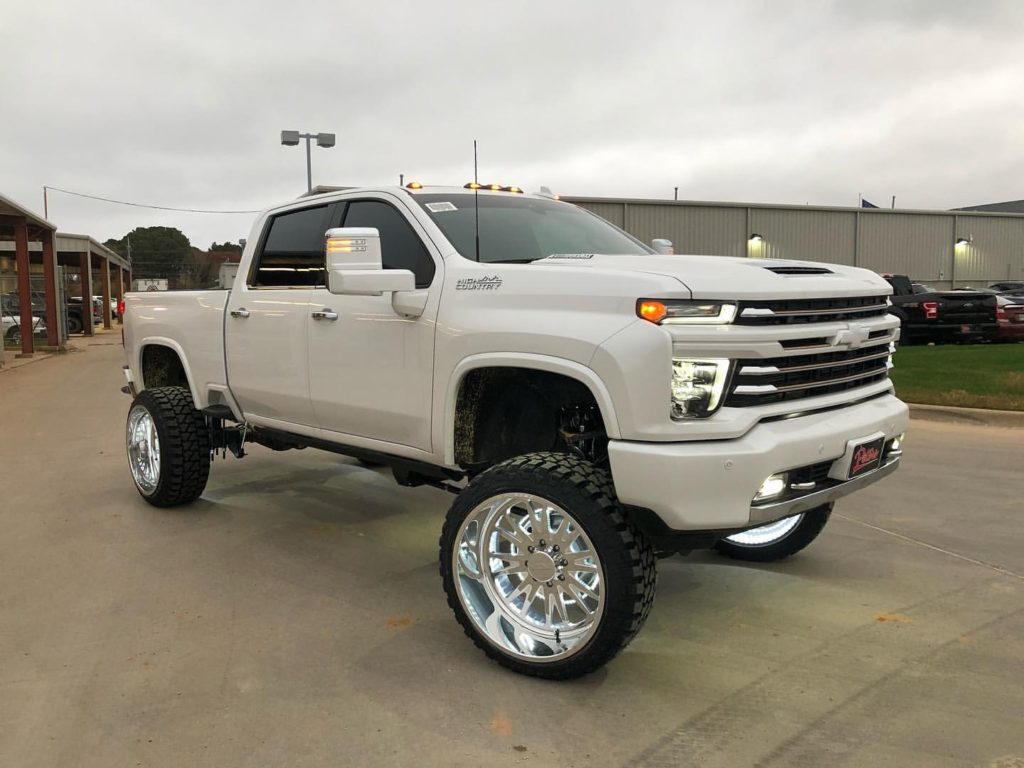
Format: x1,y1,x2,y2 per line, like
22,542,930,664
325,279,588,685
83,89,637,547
834,325,871,349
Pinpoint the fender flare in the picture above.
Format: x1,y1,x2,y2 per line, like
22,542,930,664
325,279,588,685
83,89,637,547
135,336,201,406
442,352,621,465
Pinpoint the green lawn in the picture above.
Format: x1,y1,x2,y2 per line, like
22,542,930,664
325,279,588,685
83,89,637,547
890,344,1024,411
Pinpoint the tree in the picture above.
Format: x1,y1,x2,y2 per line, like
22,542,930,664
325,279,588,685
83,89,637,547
105,226,192,287
209,241,243,254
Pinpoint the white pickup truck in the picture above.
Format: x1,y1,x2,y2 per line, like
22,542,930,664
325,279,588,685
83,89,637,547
122,184,908,679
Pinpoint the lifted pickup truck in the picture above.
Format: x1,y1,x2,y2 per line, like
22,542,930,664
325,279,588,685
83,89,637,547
122,185,908,678
884,274,997,344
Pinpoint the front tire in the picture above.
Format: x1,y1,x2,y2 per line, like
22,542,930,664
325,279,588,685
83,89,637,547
440,452,656,679
126,386,210,507
714,503,832,562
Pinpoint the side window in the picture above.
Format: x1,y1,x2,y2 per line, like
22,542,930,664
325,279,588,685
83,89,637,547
250,205,330,287
343,200,435,288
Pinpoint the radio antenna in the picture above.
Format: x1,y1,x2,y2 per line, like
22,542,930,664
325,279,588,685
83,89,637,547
473,139,480,262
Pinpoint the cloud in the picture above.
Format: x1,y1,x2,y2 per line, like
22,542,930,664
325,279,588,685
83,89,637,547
2,0,1023,247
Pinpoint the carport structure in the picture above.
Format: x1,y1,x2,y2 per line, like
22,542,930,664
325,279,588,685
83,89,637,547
56,234,131,336
0,194,59,357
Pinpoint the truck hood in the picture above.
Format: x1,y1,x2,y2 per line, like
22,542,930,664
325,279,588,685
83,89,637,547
532,253,891,300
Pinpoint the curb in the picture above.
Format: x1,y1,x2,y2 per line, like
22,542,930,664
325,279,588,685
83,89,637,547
909,403,1024,429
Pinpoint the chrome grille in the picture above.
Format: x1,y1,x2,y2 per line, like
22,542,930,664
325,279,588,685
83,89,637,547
726,345,892,407
736,295,889,325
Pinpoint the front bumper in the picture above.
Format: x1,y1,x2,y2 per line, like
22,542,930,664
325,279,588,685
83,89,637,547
607,393,908,531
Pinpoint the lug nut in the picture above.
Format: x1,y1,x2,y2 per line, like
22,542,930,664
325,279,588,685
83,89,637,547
552,545,560,553
546,581,553,587
560,559,568,566
557,574,565,581
539,539,546,547
527,546,535,553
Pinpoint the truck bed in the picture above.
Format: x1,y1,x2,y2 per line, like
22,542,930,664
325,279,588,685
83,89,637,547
122,290,230,409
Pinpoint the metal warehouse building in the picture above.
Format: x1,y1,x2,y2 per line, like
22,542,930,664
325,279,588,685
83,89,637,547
565,196,1024,290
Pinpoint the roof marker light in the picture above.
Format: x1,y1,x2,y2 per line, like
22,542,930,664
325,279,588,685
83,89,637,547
406,181,423,189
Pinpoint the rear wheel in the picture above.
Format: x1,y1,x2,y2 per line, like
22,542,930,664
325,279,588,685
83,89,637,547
66,313,83,334
714,504,832,562
126,386,210,507
440,452,656,679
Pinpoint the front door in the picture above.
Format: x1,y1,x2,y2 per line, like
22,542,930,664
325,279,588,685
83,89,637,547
307,196,441,450
225,203,336,428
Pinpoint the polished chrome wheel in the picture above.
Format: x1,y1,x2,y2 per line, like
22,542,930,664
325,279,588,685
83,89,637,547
127,404,161,495
453,492,605,662
725,514,804,547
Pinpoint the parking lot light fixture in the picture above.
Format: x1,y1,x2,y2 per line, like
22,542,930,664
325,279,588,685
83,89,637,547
281,130,336,193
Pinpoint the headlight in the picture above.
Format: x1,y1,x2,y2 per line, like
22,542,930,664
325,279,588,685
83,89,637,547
671,358,730,419
638,299,737,325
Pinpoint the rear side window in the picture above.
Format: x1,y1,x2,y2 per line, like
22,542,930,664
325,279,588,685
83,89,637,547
343,200,435,288
251,205,330,287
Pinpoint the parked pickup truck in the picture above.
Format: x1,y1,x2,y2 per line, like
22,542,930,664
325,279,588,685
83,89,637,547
884,274,997,344
121,185,908,678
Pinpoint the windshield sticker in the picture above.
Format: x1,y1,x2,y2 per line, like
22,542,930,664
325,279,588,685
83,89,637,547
456,276,502,291
426,202,457,213
545,253,594,260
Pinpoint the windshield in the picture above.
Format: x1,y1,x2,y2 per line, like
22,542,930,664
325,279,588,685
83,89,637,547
414,193,652,263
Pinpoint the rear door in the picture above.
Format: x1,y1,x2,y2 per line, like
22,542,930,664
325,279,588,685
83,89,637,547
226,203,335,428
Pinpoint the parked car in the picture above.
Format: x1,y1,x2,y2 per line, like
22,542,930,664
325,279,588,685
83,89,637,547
989,281,1024,293
995,295,1024,342
883,275,997,344
1,313,46,344
121,184,908,678
93,294,119,319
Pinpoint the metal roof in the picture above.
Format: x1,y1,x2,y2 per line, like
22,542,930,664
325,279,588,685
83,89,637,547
0,192,57,230
55,233,129,268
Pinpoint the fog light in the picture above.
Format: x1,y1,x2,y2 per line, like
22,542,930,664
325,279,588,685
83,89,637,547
754,473,788,502
891,434,904,452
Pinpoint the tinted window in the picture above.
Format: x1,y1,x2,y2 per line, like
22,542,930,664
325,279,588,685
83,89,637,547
251,205,330,287
414,193,650,263
342,200,435,288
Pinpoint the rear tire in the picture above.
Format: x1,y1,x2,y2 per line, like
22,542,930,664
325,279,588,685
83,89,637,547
440,452,657,679
714,504,832,562
66,314,83,334
126,386,210,507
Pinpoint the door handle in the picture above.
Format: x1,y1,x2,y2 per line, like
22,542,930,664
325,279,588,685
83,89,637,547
230,308,250,318
311,309,339,321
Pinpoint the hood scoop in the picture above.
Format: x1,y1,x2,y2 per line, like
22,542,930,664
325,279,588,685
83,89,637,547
762,265,834,276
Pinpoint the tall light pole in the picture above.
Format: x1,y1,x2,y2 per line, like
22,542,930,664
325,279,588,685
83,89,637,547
281,130,336,194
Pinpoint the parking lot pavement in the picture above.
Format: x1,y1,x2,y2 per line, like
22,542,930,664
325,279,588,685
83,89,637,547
2,344,1022,768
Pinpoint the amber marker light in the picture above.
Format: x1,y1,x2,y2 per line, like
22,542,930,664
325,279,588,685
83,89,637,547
405,181,423,189
637,300,668,324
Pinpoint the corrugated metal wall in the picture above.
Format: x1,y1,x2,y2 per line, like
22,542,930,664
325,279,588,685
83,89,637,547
749,208,857,265
569,197,1024,288
953,214,1024,282
857,213,951,280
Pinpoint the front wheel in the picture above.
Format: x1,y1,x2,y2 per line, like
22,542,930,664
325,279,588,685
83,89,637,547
440,452,657,679
126,386,211,507
714,503,832,562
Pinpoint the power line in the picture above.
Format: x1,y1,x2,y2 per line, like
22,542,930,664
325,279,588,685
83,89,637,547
44,186,262,214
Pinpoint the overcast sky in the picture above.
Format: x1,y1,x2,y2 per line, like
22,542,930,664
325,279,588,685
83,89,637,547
3,0,1024,248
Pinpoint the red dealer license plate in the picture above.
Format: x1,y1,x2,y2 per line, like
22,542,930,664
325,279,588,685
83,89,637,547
848,436,885,479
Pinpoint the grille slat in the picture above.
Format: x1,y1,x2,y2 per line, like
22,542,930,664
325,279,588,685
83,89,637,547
736,295,889,325
727,344,892,407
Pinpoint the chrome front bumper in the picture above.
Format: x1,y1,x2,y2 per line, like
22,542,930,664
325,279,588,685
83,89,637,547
748,454,900,525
